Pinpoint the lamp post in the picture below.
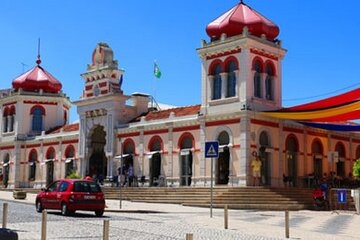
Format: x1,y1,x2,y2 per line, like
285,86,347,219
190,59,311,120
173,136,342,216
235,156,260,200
119,137,123,209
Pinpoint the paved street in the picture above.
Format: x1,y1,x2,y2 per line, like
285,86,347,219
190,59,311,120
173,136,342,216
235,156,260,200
1,191,360,239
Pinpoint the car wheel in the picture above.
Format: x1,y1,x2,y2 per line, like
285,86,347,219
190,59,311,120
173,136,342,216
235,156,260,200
61,202,69,216
95,210,104,217
36,200,43,213
0,228,18,240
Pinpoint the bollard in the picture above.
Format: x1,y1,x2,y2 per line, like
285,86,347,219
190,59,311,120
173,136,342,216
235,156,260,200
2,203,8,228
41,210,47,240
185,233,193,240
224,204,228,229
103,220,109,240
285,210,289,238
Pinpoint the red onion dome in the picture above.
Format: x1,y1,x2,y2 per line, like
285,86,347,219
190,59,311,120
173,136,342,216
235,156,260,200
12,65,62,93
206,1,280,41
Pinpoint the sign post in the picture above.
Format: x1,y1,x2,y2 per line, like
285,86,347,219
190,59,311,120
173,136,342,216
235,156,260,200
205,141,219,218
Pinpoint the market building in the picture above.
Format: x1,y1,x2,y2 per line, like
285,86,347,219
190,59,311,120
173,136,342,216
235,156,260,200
1,1,360,189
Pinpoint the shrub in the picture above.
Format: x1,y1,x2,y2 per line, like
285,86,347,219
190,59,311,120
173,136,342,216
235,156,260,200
66,171,81,179
353,159,360,178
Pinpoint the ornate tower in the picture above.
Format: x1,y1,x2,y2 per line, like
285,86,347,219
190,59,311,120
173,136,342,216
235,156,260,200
197,1,287,116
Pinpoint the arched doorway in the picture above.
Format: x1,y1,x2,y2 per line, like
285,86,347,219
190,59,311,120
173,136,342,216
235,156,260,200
45,147,55,186
2,153,10,188
149,137,162,187
65,145,75,177
216,131,230,185
286,135,298,186
88,125,107,179
335,142,345,178
179,134,193,186
259,131,271,185
312,139,323,185
120,139,135,186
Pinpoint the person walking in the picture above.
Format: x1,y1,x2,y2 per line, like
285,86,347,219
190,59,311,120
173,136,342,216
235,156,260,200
251,152,262,186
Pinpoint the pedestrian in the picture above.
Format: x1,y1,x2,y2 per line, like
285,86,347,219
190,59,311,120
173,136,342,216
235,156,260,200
251,152,262,186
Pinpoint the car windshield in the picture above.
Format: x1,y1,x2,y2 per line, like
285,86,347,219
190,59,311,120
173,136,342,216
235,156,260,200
73,181,102,193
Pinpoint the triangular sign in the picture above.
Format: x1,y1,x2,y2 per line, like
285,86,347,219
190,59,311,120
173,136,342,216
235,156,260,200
207,145,216,156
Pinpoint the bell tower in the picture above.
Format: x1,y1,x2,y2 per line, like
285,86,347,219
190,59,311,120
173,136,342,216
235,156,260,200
197,1,287,116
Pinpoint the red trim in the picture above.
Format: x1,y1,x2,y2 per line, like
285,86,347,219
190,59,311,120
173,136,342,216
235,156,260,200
87,93,93,97
250,49,278,61
144,129,168,135
194,149,201,153
264,60,277,76
27,144,41,148
123,138,136,154
206,119,240,127
46,147,56,159
65,145,75,158
178,132,195,149
43,142,60,146
353,139,360,144
62,139,78,144
206,49,242,60
251,119,279,128
24,101,57,105
3,101,17,107
30,105,46,116
100,90,108,95
224,56,239,71
308,131,327,138
28,149,37,161
99,82,107,87
148,135,164,152
174,125,200,132
252,56,264,72
332,135,350,142
283,127,304,134
208,59,224,75
0,146,14,150
118,132,140,138
274,147,279,151
250,144,257,149
63,105,70,110
233,144,240,149
85,85,93,91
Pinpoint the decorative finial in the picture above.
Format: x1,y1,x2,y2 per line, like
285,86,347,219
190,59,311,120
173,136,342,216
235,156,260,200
36,38,41,65
240,0,244,3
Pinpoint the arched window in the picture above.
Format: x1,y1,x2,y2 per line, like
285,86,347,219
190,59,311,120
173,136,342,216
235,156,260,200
28,149,37,181
226,61,237,98
3,108,9,133
123,139,135,154
180,136,193,149
218,131,230,145
335,142,346,178
65,145,75,177
32,107,44,132
9,107,15,132
265,64,274,100
46,147,56,160
212,64,222,100
253,61,262,98
149,137,162,152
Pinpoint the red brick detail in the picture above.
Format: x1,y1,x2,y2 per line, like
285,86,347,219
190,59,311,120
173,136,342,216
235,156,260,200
308,131,327,138
132,105,201,122
62,139,78,145
250,49,278,61
206,119,240,127
174,125,200,132
283,127,304,134
100,90,108,95
118,132,140,138
99,82,107,87
85,85,93,91
251,119,279,128
353,139,360,144
206,49,242,60
0,146,14,150
233,144,240,149
3,101,17,107
332,135,350,142
87,93,93,97
24,101,57,105
144,129,168,135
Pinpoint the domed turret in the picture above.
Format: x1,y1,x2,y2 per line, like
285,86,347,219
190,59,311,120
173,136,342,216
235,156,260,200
206,1,279,41
12,62,62,94
88,42,118,71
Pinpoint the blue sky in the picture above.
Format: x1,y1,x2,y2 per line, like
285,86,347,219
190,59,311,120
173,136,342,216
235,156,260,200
1,0,360,123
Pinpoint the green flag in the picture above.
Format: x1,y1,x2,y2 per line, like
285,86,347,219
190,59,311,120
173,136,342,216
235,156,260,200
154,63,161,79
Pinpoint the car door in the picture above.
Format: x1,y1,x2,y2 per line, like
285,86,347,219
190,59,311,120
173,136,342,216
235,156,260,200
55,181,70,209
43,181,60,209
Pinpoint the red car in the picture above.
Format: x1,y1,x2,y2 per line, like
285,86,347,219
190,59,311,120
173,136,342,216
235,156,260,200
35,179,105,216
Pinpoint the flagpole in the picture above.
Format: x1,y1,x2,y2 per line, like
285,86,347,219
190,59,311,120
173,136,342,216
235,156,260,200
153,61,156,109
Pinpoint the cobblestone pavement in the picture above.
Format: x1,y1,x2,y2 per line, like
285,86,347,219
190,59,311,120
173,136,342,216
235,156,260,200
1,191,360,239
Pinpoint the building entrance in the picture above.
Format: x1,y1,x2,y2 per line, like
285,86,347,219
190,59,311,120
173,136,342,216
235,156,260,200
88,125,107,179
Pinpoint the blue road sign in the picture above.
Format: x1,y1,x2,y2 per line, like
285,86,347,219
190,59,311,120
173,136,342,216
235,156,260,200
337,189,347,203
205,141,219,158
